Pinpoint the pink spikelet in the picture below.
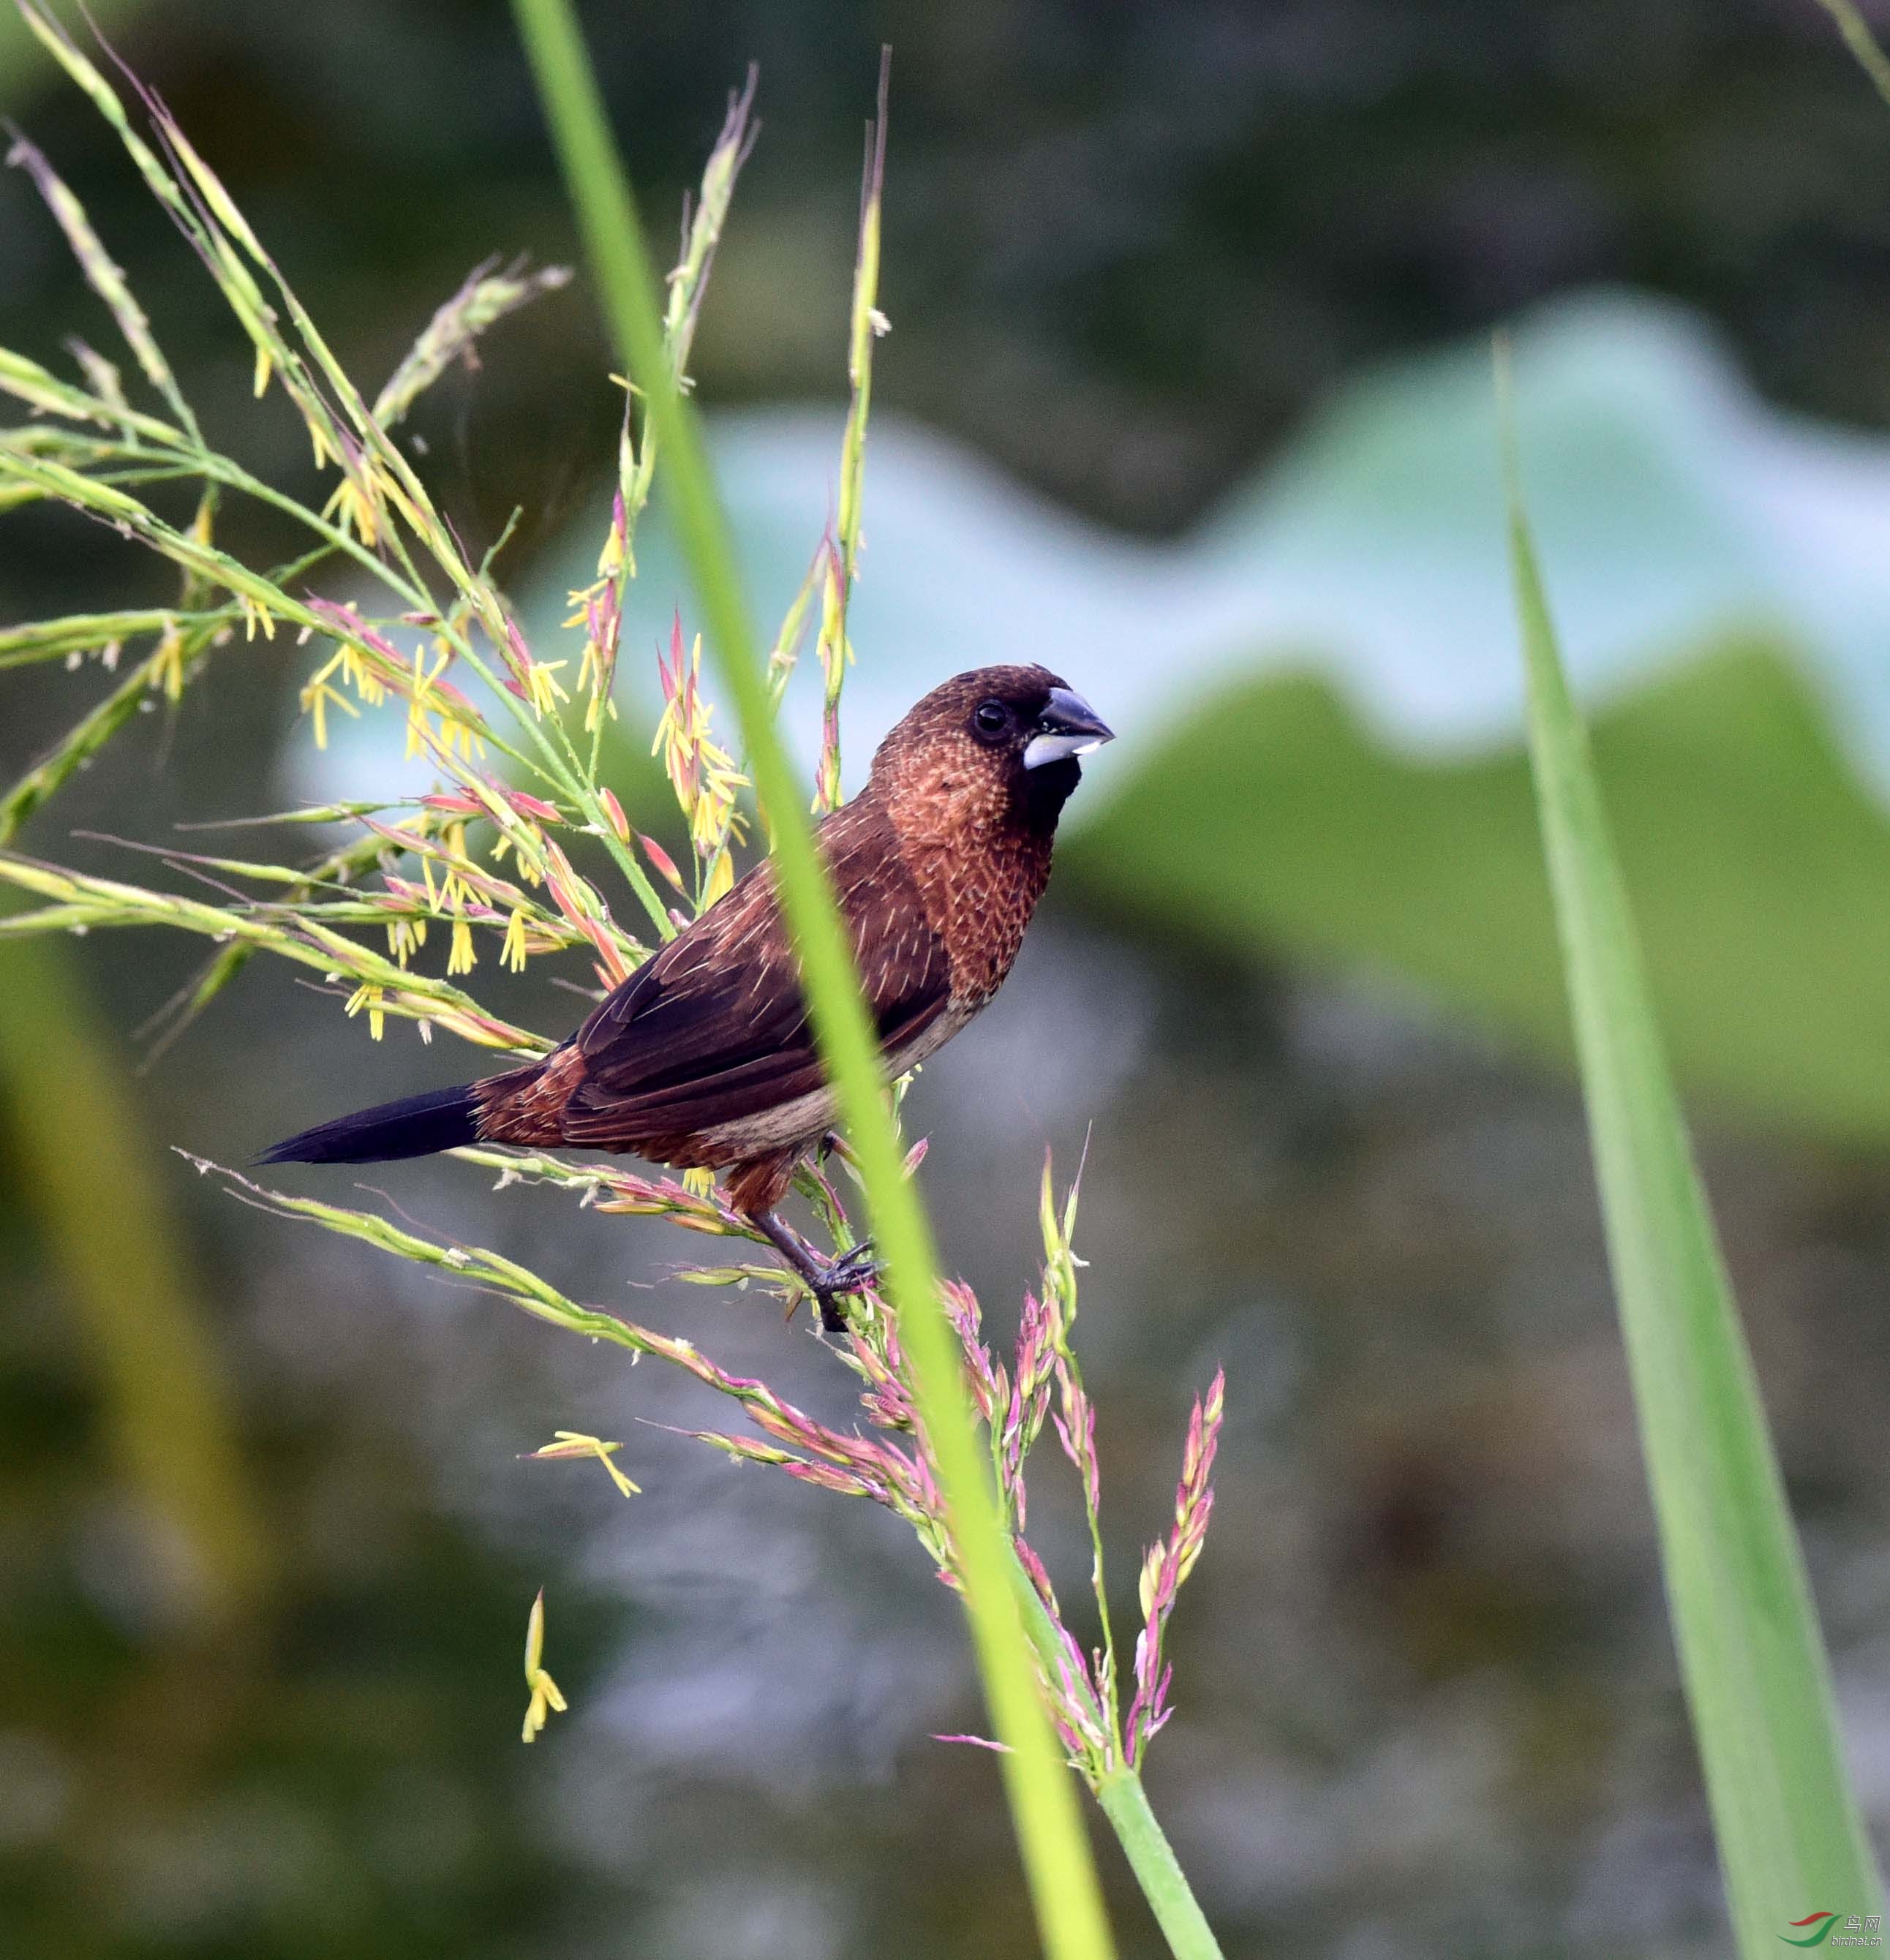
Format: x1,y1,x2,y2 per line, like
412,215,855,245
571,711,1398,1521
943,1279,1002,1423
577,485,628,711
1050,1363,1102,1519
1011,1537,1108,1761
1000,1289,1055,1524
1124,1368,1224,1765
654,612,700,810
500,614,535,700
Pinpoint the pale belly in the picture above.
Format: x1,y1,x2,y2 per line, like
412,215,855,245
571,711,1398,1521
688,995,980,1159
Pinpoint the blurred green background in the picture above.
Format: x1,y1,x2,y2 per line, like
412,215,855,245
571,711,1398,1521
5,2,1890,1956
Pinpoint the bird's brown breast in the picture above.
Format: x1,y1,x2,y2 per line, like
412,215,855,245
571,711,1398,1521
878,725,1055,1006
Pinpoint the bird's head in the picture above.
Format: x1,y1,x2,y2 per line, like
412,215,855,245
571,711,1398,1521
870,665,1115,838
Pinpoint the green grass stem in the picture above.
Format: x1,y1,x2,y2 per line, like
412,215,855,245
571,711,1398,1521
506,4,1119,1953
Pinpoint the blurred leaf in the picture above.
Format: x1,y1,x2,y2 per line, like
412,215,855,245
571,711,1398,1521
0,912,271,1624
1066,634,1890,1141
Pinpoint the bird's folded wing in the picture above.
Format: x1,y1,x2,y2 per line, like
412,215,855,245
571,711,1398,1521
562,802,951,1143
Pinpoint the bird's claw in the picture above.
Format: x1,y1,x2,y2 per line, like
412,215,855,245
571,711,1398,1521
810,1240,879,1332
829,1240,880,1286
749,1210,879,1333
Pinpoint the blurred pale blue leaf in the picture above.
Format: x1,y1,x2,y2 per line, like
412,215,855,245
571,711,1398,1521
506,289,1890,1139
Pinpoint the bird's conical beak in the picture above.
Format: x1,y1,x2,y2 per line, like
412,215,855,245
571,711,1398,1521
1023,687,1115,770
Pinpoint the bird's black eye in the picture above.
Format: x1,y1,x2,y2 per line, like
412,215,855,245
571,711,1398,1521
972,699,1009,742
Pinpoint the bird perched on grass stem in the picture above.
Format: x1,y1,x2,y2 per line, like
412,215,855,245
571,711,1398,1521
262,665,1113,1326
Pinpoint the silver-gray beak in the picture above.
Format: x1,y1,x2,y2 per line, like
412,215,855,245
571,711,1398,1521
1023,686,1115,770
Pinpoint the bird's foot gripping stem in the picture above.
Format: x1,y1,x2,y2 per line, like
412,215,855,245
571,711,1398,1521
751,1213,880,1332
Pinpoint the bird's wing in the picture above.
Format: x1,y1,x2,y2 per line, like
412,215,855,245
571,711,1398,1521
560,794,952,1145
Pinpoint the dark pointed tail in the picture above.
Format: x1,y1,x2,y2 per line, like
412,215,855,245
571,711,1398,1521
257,1084,478,1165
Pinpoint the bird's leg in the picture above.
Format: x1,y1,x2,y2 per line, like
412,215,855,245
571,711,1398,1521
750,1210,879,1333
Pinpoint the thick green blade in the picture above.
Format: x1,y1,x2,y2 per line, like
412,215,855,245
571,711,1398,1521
1501,351,1885,1954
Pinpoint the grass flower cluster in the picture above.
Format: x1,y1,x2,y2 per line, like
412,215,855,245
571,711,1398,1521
1,6,1224,1952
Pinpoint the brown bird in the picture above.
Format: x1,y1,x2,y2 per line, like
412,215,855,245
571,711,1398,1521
261,665,1113,1324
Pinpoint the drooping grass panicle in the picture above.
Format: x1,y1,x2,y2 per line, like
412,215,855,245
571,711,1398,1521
193,1134,1225,1803
0,849,550,1053
0,608,192,672
4,123,197,439
2,5,762,973
7,1,682,924
372,258,573,430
